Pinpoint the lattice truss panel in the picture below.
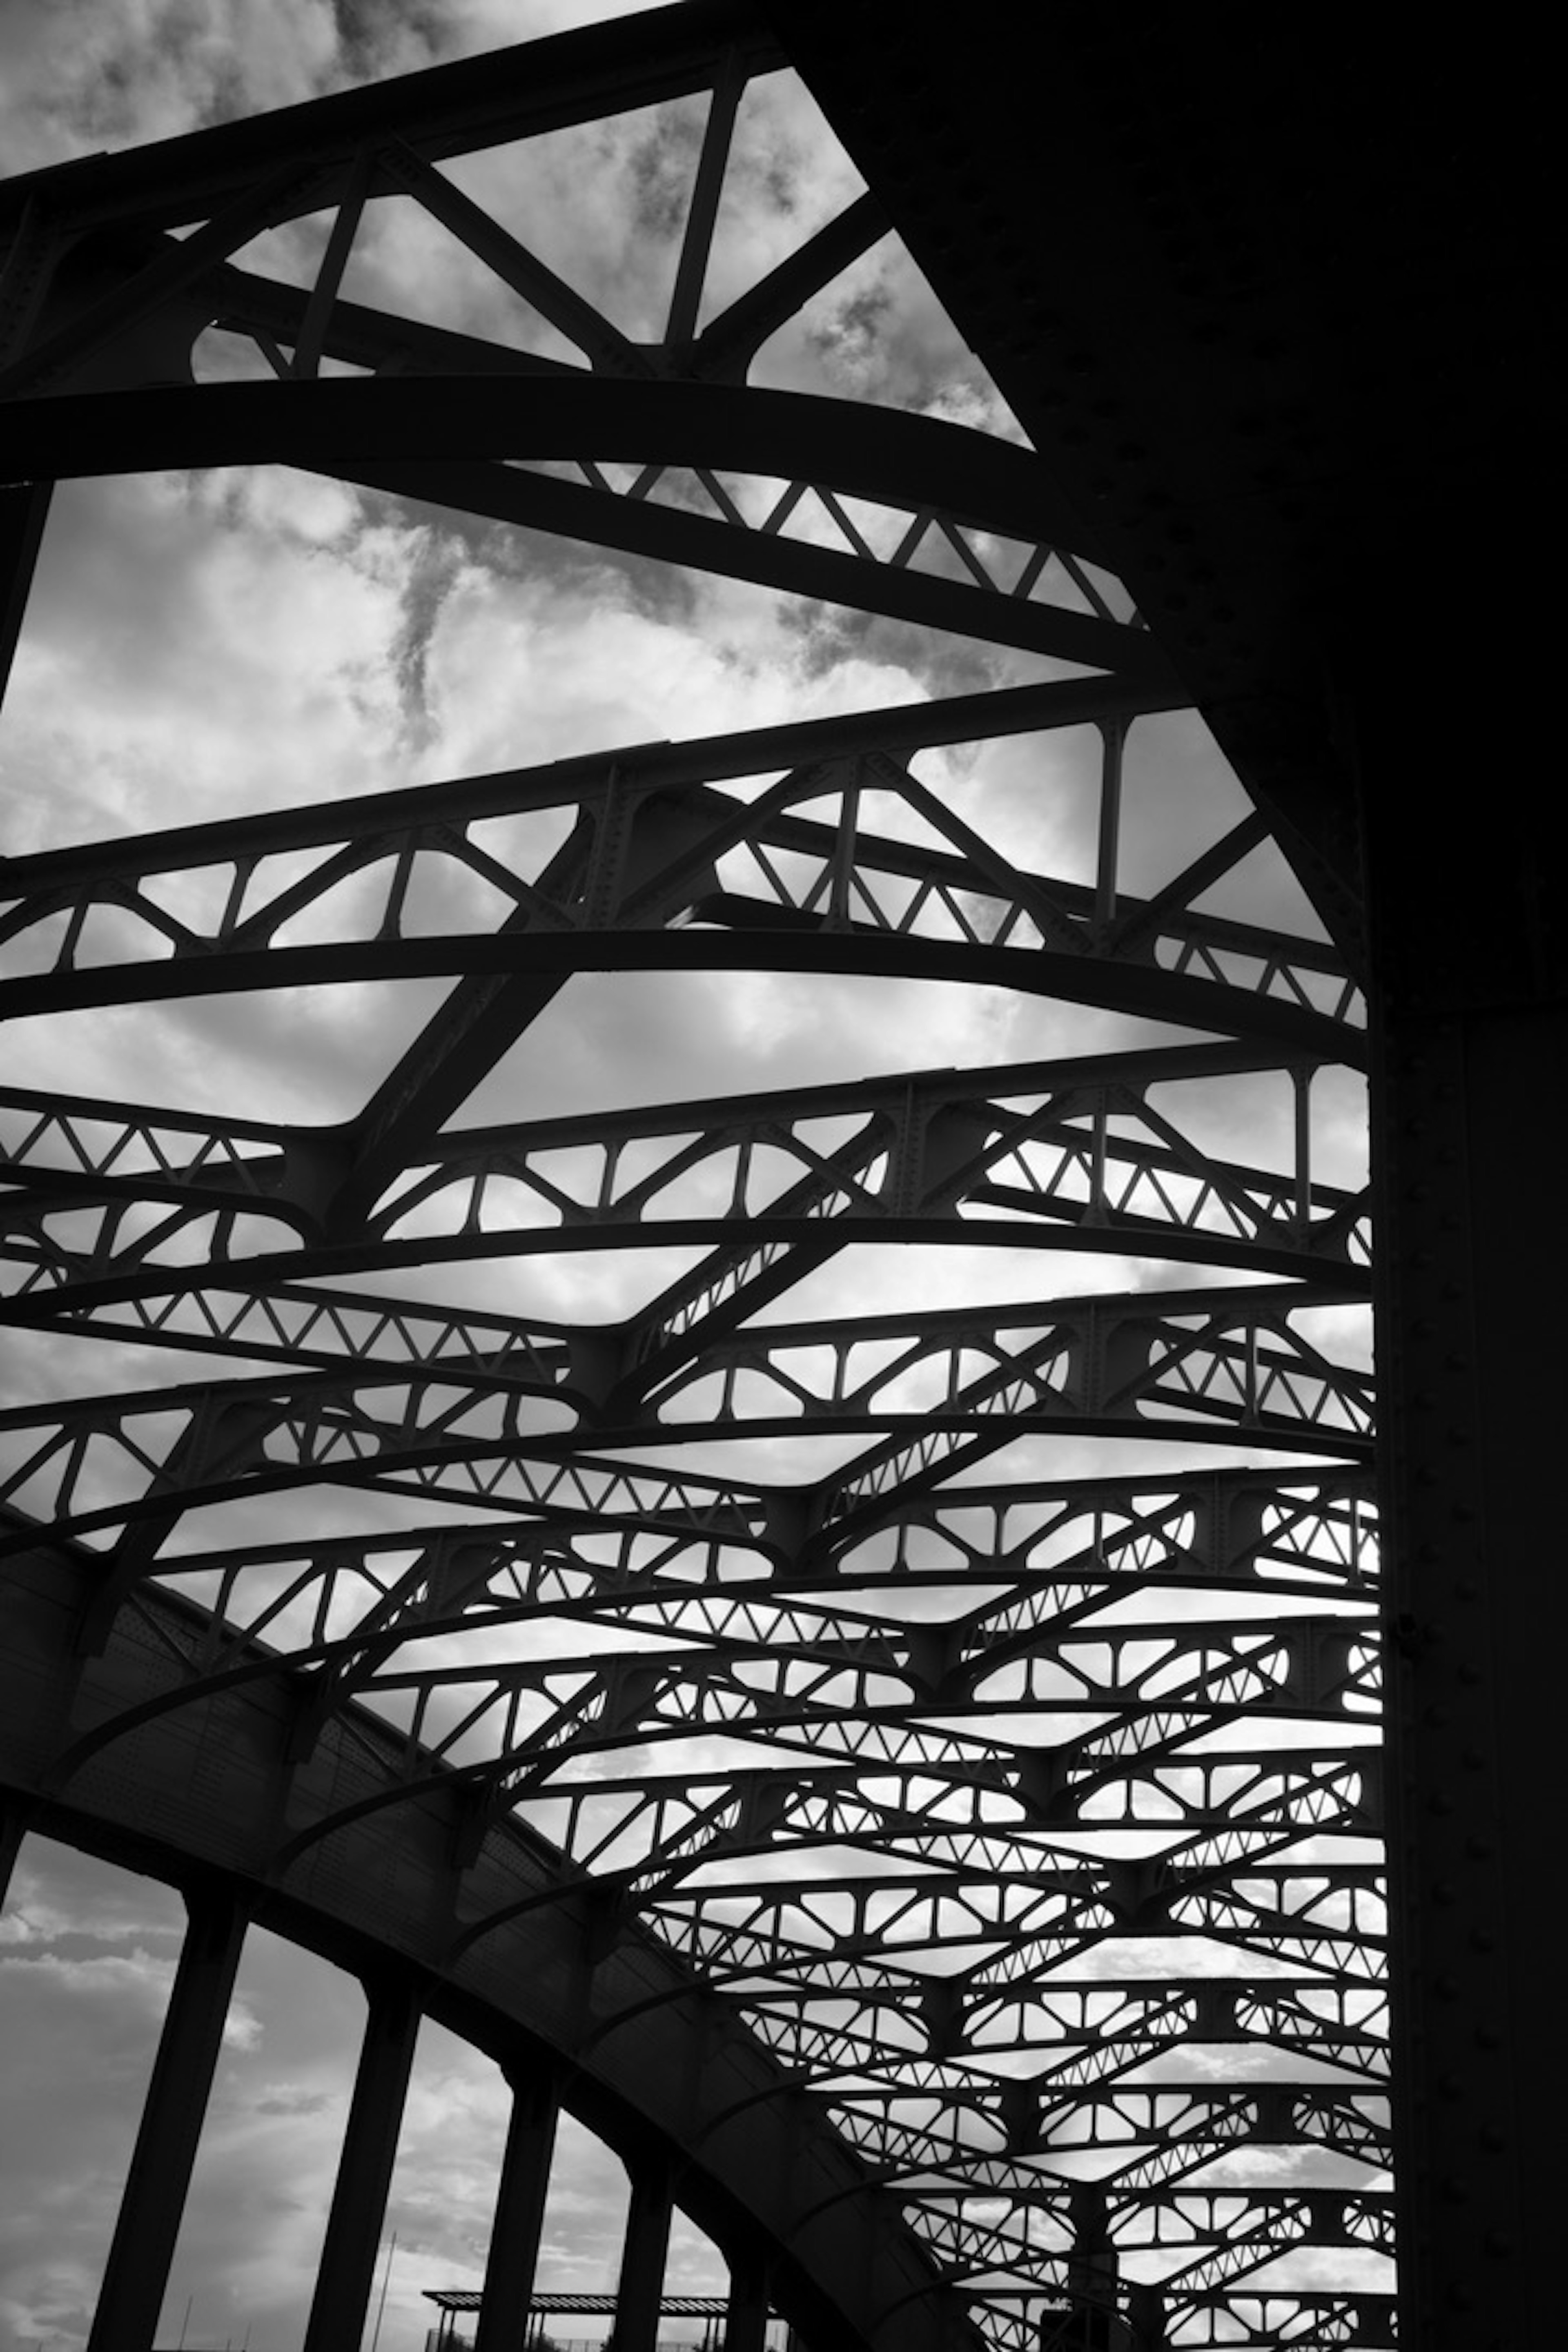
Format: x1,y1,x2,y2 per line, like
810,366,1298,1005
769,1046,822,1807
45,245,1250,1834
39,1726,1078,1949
0,9,1391,2348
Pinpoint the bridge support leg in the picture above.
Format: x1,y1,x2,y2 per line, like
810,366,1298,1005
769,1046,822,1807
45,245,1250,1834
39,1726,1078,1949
722,2249,769,2352
86,1881,249,2352
1128,2281,1167,2349
611,2156,674,2352
473,2057,560,2352
303,1968,422,2352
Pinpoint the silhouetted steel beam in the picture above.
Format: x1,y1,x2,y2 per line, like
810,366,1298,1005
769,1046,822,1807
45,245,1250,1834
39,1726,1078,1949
2,378,1127,591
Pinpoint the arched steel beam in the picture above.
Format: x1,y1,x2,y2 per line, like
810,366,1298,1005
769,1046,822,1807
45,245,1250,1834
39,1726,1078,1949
0,1285,1375,1587
1,1036,1363,1238
78,1459,1376,1619
1,1534,981,2352
3,378,1123,597
1,1041,1372,1343
0,929,1360,1067
4,1200,1368,1352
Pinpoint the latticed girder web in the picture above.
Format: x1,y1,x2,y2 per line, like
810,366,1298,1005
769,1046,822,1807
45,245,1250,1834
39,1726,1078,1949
0,7,1388,2347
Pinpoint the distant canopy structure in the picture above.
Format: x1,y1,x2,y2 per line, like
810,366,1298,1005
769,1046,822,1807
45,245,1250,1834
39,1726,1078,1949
9,3,1555,2350
424,2285,762,2348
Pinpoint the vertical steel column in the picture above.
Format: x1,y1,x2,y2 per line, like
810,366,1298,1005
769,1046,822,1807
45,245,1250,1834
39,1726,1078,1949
1131,2283,1167,2349
610,2156,675,2352
472,2056,561,2352
85,1880,249,2352
1358,586,1562,2352
722,2247,770,2352
303,1967,422,2352
1093,716,1126,933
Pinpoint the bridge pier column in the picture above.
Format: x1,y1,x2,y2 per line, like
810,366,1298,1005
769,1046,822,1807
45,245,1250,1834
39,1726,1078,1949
303,1967,422,2352
86,1880,249,2352
610,2154,674,2352
722,2248,769,2352
472,2056,561,2352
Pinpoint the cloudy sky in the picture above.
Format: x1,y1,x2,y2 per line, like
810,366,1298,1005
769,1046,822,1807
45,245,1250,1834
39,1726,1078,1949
0,4,1379,2349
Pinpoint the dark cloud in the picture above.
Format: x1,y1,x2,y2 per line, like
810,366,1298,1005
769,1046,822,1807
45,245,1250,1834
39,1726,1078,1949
630,105,706,243
388,528,467,751
252,2087,335,2116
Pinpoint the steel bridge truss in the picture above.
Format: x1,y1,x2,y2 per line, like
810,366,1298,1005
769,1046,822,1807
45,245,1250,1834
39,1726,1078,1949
0,8,1391,2350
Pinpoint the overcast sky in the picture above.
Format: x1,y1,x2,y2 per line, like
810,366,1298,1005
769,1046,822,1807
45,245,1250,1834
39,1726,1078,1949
0,5,1381,2349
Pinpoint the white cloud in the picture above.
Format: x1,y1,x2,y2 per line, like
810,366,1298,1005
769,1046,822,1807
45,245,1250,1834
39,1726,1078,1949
0,1942,174,2010
0,2,666,177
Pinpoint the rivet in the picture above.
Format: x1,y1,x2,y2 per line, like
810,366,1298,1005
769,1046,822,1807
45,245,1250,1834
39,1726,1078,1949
1479,2124,1506,2151
1432,1880,1458,1906
1484,2232,1512,2258
1440,2174,1470,2204
1464,1835,1492,1858
1475,2026,1502,2050
1471,1929,1497,1954
1458,1663,1482,1687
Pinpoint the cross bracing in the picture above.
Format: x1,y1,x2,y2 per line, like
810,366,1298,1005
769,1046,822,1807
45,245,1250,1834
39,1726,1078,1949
0,7,1394,2350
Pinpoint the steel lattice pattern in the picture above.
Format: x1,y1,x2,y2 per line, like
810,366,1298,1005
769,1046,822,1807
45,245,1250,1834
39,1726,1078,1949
0,9,1391,2347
